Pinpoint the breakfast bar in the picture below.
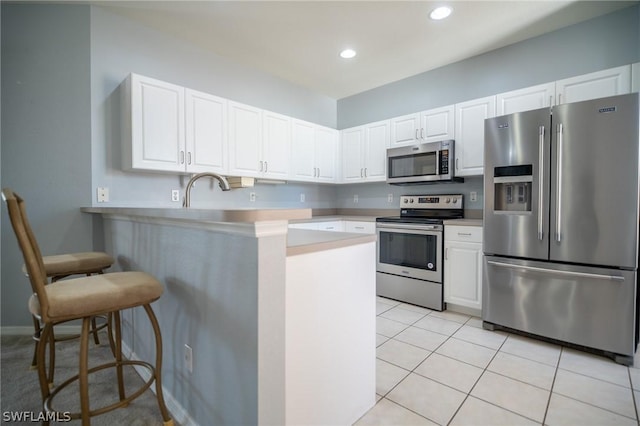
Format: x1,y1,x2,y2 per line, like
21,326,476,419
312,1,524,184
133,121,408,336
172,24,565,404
83,207,376,426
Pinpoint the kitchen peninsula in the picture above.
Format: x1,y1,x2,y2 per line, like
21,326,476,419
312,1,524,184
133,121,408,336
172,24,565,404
83,207,376,426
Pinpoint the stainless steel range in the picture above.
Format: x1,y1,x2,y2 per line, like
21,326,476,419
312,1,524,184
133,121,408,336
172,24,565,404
376,194,464,310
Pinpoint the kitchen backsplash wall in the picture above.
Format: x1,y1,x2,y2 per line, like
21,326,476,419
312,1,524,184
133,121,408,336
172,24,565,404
335,177,484,213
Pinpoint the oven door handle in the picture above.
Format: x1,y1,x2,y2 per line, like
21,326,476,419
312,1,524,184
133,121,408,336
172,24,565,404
376,223,442,231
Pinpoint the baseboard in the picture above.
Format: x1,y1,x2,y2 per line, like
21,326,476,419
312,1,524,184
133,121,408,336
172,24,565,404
445,303,481,318
122,341,198,426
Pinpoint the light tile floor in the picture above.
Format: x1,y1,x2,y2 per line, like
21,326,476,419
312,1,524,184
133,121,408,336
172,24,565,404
354,296,640,425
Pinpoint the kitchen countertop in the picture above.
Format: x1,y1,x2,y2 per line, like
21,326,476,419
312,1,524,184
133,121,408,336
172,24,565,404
443,219,483,226
82,207,312,223
287,229,376,256
289,215,378,224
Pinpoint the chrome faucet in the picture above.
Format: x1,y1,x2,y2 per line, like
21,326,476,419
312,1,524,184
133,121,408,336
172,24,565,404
183,172,231,207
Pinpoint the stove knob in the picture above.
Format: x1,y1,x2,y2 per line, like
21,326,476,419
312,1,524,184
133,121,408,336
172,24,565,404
446,197,451,203
404,199,409,204
409,199,414,203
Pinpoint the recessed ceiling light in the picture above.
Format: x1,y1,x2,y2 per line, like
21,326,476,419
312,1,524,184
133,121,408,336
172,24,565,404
430,6,452,20
340,49,357,59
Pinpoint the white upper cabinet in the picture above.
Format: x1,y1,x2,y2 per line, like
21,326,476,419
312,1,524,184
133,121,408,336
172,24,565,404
341,120,390,183
556,65,631,104
390,105,454,147
314,125,339,182
123,74,228,175
496,82,556,116
454,95,496,177
420,105,455,143
632,62,639,93
228,101,263,177
262,110,291,179
185,89,227,174
390,113,421,147
291,120,338,183
123,74,186,172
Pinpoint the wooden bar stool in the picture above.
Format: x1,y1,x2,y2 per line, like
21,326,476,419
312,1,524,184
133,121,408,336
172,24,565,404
3,188,173,426
23,251,116,379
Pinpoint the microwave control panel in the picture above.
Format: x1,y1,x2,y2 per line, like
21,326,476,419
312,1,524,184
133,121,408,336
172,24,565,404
439,149,449,175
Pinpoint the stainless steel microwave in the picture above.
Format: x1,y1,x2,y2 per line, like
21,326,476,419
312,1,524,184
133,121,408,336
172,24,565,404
386,140,463,185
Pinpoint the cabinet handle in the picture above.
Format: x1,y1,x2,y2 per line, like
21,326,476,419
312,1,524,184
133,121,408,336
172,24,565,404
558,93,562,105
265,161,268,172
180,151,185,164
355,226,364,229
313,167,317,177
456,158,459,170
445,247,449,260
260,160,264,172
317,167,320,177
549,95,553,107
188,152,192,165
457,232,472,236
360,168,363,178
421,128,425,139
415,129,419,140
364,167,368,177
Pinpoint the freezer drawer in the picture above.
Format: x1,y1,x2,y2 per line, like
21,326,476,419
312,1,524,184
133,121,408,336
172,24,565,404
483,256,637,359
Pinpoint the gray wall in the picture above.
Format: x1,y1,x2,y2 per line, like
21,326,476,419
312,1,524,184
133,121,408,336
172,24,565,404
337,4,640,129
1,4,93,326
90,6,338,210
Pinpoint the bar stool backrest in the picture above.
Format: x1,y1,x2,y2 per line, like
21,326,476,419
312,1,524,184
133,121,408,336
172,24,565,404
2,188,51,321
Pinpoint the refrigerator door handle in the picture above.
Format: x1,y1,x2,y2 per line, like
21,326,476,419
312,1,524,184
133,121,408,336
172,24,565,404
555,123,563,243
538,125,545,240
487,261,625,282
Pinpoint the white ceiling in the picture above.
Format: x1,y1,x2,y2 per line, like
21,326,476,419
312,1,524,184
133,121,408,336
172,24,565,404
96,1,637,99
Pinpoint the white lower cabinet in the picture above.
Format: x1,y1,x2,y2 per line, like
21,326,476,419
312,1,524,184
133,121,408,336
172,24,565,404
444,225,483,312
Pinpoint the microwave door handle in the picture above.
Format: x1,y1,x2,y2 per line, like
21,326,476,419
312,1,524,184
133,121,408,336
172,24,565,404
538,125,544,240
555,123,563,243
435,150,440,175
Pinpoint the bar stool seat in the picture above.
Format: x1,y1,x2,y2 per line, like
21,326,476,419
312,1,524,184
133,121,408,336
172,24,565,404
23,252,115,281
23,251,116,378
3,188,173,425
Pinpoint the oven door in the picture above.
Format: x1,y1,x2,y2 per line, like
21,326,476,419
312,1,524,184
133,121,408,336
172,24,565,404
376,223,443,283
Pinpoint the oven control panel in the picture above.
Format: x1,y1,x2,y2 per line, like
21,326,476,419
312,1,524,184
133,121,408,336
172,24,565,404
400,194,463,209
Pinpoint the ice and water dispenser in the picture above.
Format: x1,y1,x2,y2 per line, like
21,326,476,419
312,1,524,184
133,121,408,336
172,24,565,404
493,165,532,213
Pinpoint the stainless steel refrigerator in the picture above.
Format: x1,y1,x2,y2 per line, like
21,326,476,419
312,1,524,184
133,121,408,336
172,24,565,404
483,93,639,365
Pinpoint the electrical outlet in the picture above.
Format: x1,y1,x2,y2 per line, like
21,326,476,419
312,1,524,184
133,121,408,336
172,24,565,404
249,192,256,202
353,194,359,203
387,194,393,203
97,187,109,203
171,190,180,202
184,344,193,373
300,193,306,203
470,191,478,202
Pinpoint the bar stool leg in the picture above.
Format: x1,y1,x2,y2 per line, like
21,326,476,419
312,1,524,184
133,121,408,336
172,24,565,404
47,327,55,387
144,304,173,425
79,317,91,425
31,316,40,368
114,311,127,402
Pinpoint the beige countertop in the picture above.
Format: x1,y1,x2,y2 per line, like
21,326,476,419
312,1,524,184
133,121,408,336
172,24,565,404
443,219,483,226
287,229,376,256
82,207,312,223
289,215,378,224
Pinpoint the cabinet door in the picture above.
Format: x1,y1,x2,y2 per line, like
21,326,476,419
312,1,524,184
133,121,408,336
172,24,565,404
127,74,185,172
315,126,338,182
290,119,316,181
262,110,291,179
454,96,496,176
228,101,262,177
185,89,227,174
341,126,365,183
496,82,555,115
390,113,420,147
420,105,454,143
556,65,631,104
364,120,390,181
444,240,483,311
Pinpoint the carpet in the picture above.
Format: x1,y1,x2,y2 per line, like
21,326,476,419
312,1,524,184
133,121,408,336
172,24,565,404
1,333,173,425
